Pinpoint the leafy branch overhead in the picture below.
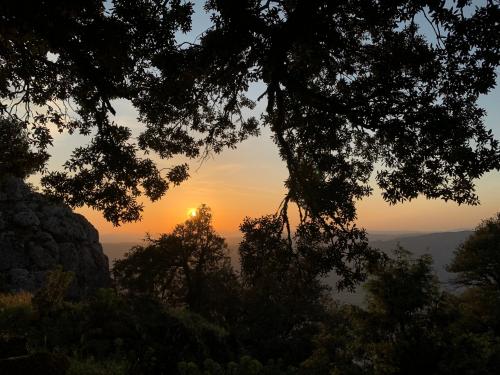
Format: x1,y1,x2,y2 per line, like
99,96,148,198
1,1,499,282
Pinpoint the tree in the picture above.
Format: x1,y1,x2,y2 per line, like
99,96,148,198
2,1,500,282
237,215,331,363
301,247,500,375
448,213,500,291
0,118,48,179
365,247,440,330
113,205,239,320
448,213,500,338
360,248,446,375
300,303,365,375
1,0,193,223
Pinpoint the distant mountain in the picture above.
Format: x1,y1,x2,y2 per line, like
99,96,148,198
370,230,473,283
330,230,473,305
366,231,430,242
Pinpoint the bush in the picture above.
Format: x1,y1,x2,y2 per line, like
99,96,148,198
0,292,35,338
67,358,129,375
33,267,74,314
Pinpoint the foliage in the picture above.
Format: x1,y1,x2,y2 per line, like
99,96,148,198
0,292,35,340
0,288,236,374
455,287,500,336
67,358,128,375
2,2,499,286
177,356,297,375
0,273,7,294
359,248,447,374
0,291,32,307
300,303,365,375
237,215,330,363
32,266,74,314
0,245,498,374
1,0,193,224
365,247,439,326
113,205,240,321
2,212,500,373
0,118,48,179
0,352,70,375
448,213,500,291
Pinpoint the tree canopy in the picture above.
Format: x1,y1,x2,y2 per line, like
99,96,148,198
238,215,331,362
113,205,238,319
2,0,500,284
448,213,500,290
0,117,48,178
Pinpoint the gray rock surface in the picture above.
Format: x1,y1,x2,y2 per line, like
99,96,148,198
0,176,110,298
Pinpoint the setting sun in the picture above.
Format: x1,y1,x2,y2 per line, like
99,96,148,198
187,208,197,218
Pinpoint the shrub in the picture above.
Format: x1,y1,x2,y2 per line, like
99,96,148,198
67,358,129,375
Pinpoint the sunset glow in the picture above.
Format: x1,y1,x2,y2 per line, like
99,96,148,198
187,208,197,218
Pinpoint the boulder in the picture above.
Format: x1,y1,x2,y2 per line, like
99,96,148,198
0,176,110,298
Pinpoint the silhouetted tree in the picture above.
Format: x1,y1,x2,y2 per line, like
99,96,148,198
302,246,500,375
113,205,239,321
238,215,330,364
300,303,365,375
0,118,48,179
448,213,500,337
360,248,446,375
448,213,500,291
2,0,499,282
0,0,192,223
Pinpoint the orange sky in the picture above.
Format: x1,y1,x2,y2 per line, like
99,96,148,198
77,159,500,243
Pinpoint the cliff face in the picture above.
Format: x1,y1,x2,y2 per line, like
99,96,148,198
0,176,110,298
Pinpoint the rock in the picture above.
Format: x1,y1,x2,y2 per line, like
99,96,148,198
0,176,110,298
13,210,40,227
7,269,35,291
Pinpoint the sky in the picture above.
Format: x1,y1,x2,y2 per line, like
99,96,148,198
39,2,500,242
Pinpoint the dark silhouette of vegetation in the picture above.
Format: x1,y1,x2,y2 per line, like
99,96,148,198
448,213,500,291
113,205,239,322
448,213,500,338
358,248,448,374
2,0,499,286
237,215,331,363
2,0,500,373
2,210,500,374
32,266,75,314
0,118,48,179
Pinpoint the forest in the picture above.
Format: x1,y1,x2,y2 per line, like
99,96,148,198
1,0,500,374
1,205,500,374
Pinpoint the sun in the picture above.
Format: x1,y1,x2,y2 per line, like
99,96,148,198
187,208,197,218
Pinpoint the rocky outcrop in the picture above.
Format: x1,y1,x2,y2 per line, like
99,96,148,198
0,176,110,298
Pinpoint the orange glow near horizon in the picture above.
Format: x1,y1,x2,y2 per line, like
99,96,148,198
76,165,500,243
187,208,197,218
